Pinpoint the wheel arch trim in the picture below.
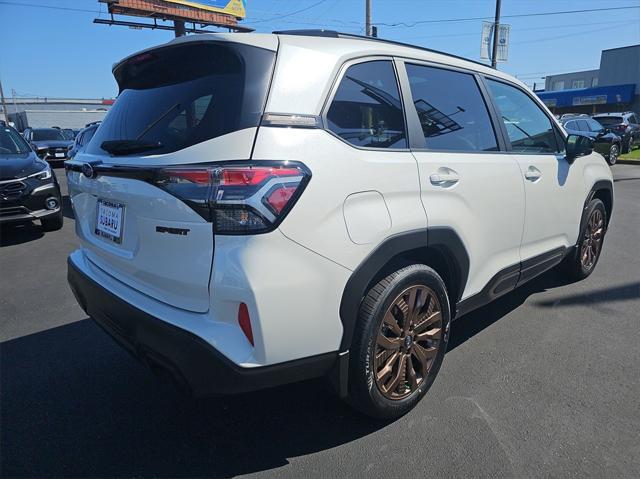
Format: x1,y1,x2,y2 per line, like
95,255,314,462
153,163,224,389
582,180,613,232
337,227,469,352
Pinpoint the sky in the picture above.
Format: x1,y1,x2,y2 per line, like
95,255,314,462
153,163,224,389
1,0,639,99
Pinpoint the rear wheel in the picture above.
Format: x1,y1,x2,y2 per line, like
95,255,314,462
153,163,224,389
41,210,63,231
607,144,619,165
346,264,450,419
561,198,606,281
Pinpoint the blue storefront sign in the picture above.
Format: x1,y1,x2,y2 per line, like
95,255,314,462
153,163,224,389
537,84,635,108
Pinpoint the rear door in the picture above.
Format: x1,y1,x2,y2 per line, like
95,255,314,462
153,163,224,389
67,39,277,312
400,61,525,300
484,78,584,266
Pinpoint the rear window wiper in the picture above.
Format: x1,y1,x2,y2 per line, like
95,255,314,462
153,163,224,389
101,139,163,156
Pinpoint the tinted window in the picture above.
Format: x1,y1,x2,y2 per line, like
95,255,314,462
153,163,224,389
629,114,637,124
487,80,559,153
576,119,590,132
88,42,275,156
83,127,97,145
587,119,603,132
0,126,31,154
594,116,623,126
405,64,498,152
327,61,406,149
32,129,66,141
564,120,577,131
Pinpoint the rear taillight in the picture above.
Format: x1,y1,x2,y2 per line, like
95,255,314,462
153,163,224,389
153,161,311,234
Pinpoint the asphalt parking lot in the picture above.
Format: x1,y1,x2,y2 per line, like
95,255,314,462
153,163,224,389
1,165,639,478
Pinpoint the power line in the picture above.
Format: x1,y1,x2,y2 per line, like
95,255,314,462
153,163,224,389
372,5,640,28
244,0,332,24
458,19,640,59
403,19,633,41
0,1,99,13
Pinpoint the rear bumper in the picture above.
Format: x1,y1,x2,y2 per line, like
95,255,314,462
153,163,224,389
67,254,337,396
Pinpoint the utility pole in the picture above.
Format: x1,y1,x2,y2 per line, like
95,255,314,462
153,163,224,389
491,0,502,68
174,19,186,37
365,0,372,37
0,78,9,124
11,89,18,114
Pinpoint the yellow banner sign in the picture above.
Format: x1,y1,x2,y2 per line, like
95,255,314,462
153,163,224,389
163,0,246,18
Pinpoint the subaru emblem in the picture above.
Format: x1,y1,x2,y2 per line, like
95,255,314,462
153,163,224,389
82,163,95,179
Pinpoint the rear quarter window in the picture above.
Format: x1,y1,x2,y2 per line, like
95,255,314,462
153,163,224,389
326,60,407,149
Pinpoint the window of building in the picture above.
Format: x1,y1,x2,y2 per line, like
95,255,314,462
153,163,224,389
572,80,585,89
405,64,498,152
487,79,559,154
326,60,407,149
553,81,565,91
592,77,599,87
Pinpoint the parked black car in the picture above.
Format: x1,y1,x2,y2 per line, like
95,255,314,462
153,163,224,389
561,115,622,165
0,123,63,231
22,127,73,163
67,122,99,160
592,112,640,153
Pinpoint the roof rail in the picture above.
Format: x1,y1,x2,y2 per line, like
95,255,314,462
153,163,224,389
273,29,492,69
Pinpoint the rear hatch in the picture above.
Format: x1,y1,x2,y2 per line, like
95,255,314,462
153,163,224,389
67,37,277,312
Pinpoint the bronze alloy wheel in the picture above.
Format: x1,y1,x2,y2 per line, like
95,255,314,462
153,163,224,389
580,208,604,270
374,285,443,400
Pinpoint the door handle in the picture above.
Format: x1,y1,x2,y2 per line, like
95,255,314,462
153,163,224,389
430,169,460,186
524,166,541,182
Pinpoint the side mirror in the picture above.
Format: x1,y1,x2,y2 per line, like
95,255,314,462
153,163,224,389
565,134,593,163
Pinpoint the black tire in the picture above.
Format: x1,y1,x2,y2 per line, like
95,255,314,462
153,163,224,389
346,264,451,419
622,137,633,154
561,198,606,281
607,144,619,165
41,210,64,231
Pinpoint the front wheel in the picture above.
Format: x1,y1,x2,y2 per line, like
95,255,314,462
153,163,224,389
561,198,606,281
346,264,451,419
607,144,619,165
623,136,634,154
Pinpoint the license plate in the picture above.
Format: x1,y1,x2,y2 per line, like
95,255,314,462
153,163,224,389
55,152,65,158
95,199,125,244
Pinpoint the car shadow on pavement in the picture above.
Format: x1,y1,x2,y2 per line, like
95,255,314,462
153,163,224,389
0,223,44,247
0,268,590,478
448,267,576,351
1,319,386,478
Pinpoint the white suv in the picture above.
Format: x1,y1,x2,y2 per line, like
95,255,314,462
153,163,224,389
66,31,613,419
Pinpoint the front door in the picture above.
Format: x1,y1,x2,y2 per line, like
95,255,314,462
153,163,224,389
484,79,584,265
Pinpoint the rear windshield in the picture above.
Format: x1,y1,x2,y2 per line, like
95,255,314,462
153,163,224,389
33,129,66,141
88,41,275,156
594,116,623,126
0,127,31,154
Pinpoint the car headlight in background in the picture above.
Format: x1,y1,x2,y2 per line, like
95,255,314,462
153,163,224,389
28,164,52,181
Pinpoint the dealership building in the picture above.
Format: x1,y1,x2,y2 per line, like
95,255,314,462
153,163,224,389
4,97,114,131
537,44,639,115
